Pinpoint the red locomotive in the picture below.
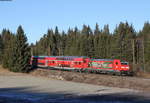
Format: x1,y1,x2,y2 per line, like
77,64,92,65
31,56,130,75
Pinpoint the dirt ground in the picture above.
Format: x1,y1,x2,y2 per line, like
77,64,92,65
0,66,150,103
0,70,149,103
1,65,150,92
30,68,150,92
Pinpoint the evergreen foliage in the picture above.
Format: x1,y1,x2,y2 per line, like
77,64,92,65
11,26,31,72
1,29,15,68
30,22,150,72
112,22,136,62
138,22,150,72
0,34,3,64
0,22,150,73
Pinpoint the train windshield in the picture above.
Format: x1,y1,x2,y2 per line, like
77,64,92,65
121,62,128,65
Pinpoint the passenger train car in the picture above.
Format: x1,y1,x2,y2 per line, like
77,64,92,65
30,56,130,75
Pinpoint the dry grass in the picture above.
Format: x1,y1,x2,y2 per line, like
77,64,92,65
1,65,150,92
0,65,12,75
30,68,150,92
0,65,26,76
136,72,150,78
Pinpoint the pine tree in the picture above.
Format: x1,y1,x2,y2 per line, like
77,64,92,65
1,29,15,68
93,24,111,59
93,23,102,58
101,25,112,58
60,31,66,55
94,23,101,35
0,34,3,64
47,29,54,56
80,25,93,56
139,22,150,72
11,26,31,72
141,22,150,63
64,28,74,55
54,26,61,55
112,22,136,62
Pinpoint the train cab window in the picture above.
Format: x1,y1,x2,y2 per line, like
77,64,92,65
116,62,118,65
121,62,128,65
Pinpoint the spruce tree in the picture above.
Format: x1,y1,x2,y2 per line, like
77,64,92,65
11,26,31,72
141,22,150,63
139,22,150,72
1,29,15,68
0,34,3,64
47,29,54,56
54,26,61,55
80,25,93,56
64,28,73,55
112,22,135,62
101,25,111,58
93,23,102,58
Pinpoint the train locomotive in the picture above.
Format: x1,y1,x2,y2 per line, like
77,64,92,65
30,56,131,75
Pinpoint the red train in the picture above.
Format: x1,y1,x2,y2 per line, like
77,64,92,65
30,56,131,75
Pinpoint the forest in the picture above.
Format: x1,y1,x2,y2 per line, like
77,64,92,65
0,22,150,73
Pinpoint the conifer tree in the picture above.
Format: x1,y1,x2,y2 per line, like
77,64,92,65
54,26,61,55
80,25,93,56
93,23,102,58
60,31,66,55
11,26,31,72
101,25,112,58
47,29,54,56
1,29,15,68
64,28,74,55
139,22,150,72
112,22,135,62
141,22,150,63
0,34,3,64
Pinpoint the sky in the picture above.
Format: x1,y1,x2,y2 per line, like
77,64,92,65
0,0,150,43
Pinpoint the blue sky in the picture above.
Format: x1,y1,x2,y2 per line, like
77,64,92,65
0,0,150,43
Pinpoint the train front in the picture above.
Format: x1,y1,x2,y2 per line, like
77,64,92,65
120,61,132,75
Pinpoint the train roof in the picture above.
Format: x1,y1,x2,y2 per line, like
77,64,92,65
55,56,88,58
32,56,56,58
91,59,114,61
32,56,89,58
